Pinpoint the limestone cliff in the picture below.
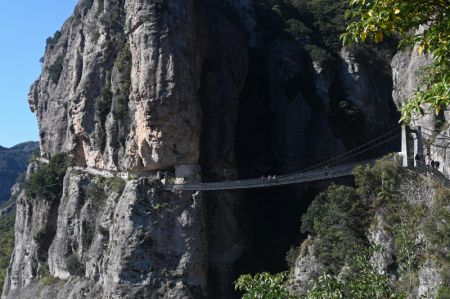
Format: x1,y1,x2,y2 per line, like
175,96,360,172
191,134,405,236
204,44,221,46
4,0,401,298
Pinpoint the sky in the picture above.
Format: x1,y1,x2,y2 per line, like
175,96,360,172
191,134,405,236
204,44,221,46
0,1,78,147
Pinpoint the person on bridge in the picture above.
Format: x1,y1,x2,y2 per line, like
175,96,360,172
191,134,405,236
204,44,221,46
425,154,431,171
435,161,441,171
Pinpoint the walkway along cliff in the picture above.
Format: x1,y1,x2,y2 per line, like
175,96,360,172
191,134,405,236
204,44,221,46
1,0,416,298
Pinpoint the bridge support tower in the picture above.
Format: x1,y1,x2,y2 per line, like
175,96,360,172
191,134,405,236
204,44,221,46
401,126,424,167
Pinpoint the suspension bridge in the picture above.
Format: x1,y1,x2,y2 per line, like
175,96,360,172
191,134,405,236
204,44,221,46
162,128,402,191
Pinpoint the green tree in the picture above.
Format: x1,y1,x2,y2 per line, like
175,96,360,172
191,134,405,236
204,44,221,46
301,185,371,273
341,0,450,123
24,153,69,201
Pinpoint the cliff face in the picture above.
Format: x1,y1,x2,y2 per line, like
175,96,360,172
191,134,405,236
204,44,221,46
5,0,401,298
4,165,208,298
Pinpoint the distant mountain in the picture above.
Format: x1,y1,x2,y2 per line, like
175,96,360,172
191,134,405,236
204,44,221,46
0,141,39,202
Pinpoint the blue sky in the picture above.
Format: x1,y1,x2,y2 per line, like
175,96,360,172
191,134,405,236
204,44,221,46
0,1,78,147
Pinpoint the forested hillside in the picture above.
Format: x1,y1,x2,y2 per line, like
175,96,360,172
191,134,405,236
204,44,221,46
0,142,38,202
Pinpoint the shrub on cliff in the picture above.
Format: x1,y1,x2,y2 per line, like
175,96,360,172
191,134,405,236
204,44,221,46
301,184,371,273
234,272,296,299
67,254,85,277
24,153,69,201
306,247,405,299
45,31,61,49
48,55,64,83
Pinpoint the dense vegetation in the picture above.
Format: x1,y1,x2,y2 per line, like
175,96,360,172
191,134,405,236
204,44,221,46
236,155,450,298
342,0,450,123
24,153,69,202
253,0,396,70
300,184,371,273
235,272,295,299
0,200,15,295
305,246,404,299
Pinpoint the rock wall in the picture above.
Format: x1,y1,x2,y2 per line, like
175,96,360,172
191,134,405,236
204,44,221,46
3,165,208,299
30,0,205,172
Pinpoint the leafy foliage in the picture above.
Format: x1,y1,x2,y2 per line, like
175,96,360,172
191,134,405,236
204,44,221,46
341,0,450,123
306,247,405,299
24,153,69,201
301,184,371,273
234,272,295,299
0,202,15,295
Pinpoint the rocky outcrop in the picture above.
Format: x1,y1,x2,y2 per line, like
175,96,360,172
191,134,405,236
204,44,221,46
30,0,207,172
4,165,208,299
290,240,323,296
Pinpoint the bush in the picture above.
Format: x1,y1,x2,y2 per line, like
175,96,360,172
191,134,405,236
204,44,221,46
41,275,59,286
353,154,406,201
48,56,64,84
113,43,132,119
301,184,371,273
66,254,85,277
234,272,295,299
285,18,312,36
105,177,126,195
304,44,334,68
95,87,113,151
24,153,69,201
46,31,61,49
306,247,406,299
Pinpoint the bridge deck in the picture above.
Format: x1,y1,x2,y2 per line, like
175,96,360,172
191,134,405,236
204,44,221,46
162,160,375,191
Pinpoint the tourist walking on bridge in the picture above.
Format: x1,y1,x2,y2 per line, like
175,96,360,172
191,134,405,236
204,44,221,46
425,154,431,171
